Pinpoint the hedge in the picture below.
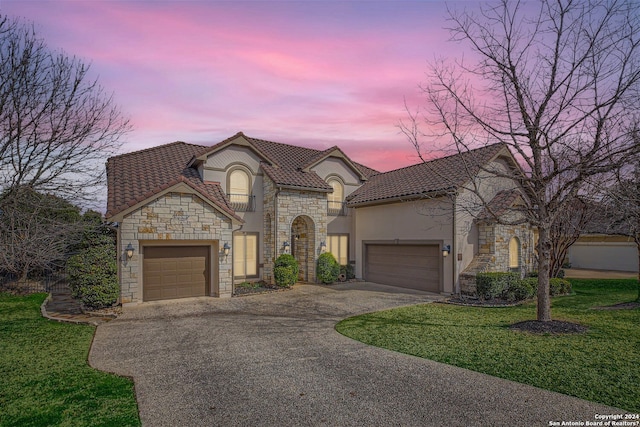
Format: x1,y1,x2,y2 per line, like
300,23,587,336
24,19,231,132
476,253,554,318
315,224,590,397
274,254,299,287
66,245,118,309
475,272,521,300
317,253,340,284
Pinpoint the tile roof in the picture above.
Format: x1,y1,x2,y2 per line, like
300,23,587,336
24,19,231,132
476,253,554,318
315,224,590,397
106,132,380,219
237,133,378,188
476,189,524,221
106,141,241,221
346,143,509,206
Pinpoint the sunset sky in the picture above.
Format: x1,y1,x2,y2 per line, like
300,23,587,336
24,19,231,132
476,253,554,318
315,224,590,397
1,0,478,172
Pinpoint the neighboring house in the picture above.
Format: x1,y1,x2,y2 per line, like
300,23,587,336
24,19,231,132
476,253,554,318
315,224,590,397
106,132,534,304
568,235,637,272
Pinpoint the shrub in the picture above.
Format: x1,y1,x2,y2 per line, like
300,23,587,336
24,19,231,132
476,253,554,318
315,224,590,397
475,272,520,300
317,253,340,284
340,264,356,280
504,277,536,302
274,254,299,287
66,245,118,309
550,278,572,296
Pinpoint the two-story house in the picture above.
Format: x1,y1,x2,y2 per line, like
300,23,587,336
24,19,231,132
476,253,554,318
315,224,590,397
106,132,535,304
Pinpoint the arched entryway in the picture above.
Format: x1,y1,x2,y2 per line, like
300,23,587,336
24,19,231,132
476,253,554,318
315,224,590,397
291,215,316,282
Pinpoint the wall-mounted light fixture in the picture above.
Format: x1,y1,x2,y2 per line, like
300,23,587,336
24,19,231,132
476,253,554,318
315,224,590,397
320,241,326,253
442,245,451,257
283,241,290,253
294,234,300,241
125,243,135,260
223,242,231,258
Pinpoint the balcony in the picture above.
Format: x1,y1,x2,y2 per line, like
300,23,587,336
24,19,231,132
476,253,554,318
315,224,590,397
227,193,255,212
327,201,348,216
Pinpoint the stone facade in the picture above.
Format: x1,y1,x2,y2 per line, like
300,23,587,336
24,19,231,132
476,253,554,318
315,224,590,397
460,218,536,295
118,192,234,303
262,176,327,283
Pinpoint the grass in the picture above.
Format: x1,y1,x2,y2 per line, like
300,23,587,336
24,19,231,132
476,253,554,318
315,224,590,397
336,279,640,412
0,293,140,427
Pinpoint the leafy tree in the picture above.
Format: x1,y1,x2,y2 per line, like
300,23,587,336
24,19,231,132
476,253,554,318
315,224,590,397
403,0,640,321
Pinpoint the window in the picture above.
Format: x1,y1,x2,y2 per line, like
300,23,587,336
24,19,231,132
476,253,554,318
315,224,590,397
327,178,344,215
228,168,253,211
233,233,258,278
509,236,521,270
326,234,348,265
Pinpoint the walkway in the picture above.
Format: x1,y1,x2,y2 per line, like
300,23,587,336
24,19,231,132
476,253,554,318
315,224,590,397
42,286,116,326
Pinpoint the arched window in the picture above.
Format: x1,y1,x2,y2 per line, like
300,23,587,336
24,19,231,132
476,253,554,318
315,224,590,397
228,168,251,210
509,236,521,270
327,178,344,214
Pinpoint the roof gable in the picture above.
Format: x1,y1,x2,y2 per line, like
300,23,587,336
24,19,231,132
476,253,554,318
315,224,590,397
300,146,368,181
106,141,242,222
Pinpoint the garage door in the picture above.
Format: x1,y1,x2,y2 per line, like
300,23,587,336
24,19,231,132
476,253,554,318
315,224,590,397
365,244,440,292
143,246,210,301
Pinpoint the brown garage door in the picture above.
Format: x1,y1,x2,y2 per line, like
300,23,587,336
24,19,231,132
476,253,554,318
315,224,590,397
143,246,210,301
365,244,440,292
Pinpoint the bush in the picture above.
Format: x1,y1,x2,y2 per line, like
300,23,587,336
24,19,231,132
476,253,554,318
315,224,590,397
317,253,340,284
274,254,299,287
340,264,356,280
550,278,572,296
504,277,537,302
475,272,520,300
66,245,118,309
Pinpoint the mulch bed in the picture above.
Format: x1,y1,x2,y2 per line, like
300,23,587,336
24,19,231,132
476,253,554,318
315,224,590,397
592,301,640,310
510,320,588,334
443,296,522,307
233,284,290,297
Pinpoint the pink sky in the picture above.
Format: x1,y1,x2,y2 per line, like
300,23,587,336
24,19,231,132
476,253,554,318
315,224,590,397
1,0,476,172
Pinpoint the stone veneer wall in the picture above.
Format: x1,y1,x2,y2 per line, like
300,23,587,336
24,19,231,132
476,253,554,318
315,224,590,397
263,176,327,283
478,220,535,273
118,192,234,303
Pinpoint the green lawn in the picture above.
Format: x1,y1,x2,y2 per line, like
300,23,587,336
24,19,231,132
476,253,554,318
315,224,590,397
336,279,640,412
0,293,140,427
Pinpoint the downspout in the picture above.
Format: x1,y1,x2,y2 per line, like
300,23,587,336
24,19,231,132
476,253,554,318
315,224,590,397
274,186,281,276
452,193,459,295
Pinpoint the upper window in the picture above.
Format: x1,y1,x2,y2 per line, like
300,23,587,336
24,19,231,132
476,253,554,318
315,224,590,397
228,168,253,211
327,178,344,215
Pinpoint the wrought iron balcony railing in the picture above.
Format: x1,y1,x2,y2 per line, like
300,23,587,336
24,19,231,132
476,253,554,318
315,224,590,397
327,201,348,216
227,193,255,212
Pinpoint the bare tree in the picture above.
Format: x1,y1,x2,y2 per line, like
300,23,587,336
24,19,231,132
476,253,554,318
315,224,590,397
0,15,130,203
0,15,130,281
0,186,81,283
404,0,640,321
549,197,595,278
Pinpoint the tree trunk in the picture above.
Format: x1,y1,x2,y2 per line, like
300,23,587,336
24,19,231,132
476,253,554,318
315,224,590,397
636,240,639,302
537,226,552,321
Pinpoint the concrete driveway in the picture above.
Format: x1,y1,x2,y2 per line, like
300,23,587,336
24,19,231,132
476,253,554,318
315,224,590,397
89,282,620,426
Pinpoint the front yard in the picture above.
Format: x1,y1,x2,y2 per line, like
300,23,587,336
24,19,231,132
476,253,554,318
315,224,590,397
336,279,640,412
0,293,140,426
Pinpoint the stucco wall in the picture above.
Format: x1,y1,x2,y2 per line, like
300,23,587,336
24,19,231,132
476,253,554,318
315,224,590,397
353,198,455,293
118,191,234,304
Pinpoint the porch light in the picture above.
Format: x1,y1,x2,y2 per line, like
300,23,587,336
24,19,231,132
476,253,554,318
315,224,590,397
223,242,231,257
283,241,290,253
125,243,135,260
442,245,451,257
320,241,326,253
